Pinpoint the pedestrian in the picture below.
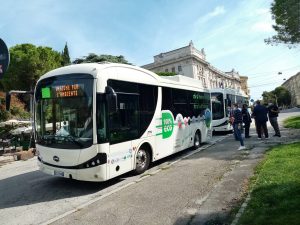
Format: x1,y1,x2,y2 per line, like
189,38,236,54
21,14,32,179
252,100,269,139
268,101,281,137
242,104,252,138
233,103,246,150
228,106,238,140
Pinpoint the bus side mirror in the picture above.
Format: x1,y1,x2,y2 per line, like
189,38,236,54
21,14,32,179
105,86,117,112
5,92,11,111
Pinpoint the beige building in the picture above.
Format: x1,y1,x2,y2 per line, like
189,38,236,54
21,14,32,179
143,41,248,96
282,72,300,107
239,75,250,96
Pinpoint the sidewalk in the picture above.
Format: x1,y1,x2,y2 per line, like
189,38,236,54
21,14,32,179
188,122,300,224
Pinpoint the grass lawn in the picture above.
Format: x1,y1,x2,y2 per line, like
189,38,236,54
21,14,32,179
283,115,300,129
237,142,300,225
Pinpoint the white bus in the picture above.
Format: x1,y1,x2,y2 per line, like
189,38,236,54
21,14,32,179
211,88,248,132
35,63,212,182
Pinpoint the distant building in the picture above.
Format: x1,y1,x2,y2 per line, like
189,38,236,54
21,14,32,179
142,41,248,96
282,72,300,107
239,76,250,97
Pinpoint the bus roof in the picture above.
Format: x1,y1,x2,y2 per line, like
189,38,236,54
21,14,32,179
37,63,209,92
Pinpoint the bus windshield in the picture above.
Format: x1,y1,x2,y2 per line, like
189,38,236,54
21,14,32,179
211,93,224,120
35,74,94,149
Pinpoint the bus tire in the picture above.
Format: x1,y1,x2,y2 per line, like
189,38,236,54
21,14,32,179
193,131,201,149
134,148,150,175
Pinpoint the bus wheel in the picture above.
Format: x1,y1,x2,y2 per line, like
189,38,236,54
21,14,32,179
194,132,201,149
134,148,150,174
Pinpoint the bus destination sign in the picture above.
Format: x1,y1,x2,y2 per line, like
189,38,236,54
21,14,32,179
42,84,84,99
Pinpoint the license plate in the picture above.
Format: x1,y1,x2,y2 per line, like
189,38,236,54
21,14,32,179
54,170,64,177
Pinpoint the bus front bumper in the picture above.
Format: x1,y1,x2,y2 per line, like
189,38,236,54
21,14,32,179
38,161,108,182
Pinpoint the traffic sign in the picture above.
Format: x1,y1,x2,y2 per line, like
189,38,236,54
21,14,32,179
0,38,10,79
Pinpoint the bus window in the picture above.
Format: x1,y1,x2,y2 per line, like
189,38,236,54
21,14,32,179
226,94,233,107
96,94,108,143
172,89,188,117
109,94,139,144
162,87,173,112
211,93,224,120
138,84,158,136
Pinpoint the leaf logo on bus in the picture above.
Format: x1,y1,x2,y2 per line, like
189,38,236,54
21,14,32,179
162,112,174,139
156,112,174,139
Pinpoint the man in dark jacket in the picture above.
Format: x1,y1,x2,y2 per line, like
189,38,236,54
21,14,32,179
252,100,269,139
233,103,246,150
268,101,281,137
242,104,252,138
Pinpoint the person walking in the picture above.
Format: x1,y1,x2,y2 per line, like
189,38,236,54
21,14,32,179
268,101,281,137
233,103,246,150
252,100,269,139
242,104,252,138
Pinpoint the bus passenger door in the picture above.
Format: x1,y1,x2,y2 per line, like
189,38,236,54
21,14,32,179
107,93,139,179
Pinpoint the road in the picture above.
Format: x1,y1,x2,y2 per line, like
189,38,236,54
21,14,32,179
0,108,299,225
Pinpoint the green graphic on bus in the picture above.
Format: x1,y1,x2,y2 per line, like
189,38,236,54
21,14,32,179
204,108,212,128
42,87,51,99
161,112,174,139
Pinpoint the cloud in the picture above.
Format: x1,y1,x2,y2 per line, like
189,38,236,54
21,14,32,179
209,6,226,17
254,8,269,15
251,21,274,32
195,6,226,25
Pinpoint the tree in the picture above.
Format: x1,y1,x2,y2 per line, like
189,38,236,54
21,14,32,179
262,86,291,107
273,86,291,106
262,91,276,103
265,0,300,46
73,53,131,64
61,42,71,66
0,44,62,92
156,72,177,76
0,44,62,110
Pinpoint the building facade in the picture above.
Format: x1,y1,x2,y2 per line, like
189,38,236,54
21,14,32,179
238,76,250,97
143,41,249,96
282,72,300,107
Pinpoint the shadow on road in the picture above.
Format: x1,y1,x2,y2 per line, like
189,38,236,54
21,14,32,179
0,170,125,210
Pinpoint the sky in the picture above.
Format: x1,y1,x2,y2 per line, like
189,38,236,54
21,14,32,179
1,0,300,100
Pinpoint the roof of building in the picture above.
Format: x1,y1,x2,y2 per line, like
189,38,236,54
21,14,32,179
282,72,300,86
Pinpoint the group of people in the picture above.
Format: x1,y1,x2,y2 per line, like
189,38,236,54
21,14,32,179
230,100,281,150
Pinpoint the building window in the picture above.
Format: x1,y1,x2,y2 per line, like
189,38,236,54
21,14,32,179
178,65,182,72
172,67,175,73
165,69,168,72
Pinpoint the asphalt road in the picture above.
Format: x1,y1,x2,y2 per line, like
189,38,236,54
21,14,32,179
0,107,299,225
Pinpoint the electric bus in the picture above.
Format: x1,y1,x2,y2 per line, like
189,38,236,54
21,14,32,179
35,63,212,182
211,88,248,132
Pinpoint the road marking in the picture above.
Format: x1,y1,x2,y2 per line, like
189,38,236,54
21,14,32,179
41,136,228,225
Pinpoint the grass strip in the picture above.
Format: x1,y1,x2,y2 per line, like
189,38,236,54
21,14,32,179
283,115,300,129
237,142,300,225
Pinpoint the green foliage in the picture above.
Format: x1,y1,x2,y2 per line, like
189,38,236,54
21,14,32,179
0,92,30,121
238,142,300,225
156,72,177,76
265,0,300,46
262,86,291,106
273,86,291,106
0,107,10,121
73,53,131,64
0,44,63,92
61,42,71,66
0,44,62,111
262,91,276,103
283,116,300,128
